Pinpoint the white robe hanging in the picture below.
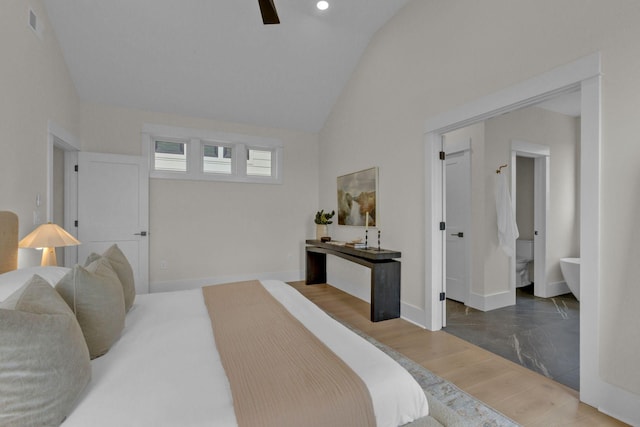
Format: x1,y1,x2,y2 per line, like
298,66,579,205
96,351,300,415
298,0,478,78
495,172,519,257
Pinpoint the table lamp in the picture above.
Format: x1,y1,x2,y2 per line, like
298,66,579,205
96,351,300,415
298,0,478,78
19,222,81,266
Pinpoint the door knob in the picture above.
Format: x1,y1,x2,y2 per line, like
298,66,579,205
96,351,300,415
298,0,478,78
134,231,148,236
450,232,464,238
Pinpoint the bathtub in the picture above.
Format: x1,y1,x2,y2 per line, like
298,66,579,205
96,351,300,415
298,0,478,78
560,257,580,301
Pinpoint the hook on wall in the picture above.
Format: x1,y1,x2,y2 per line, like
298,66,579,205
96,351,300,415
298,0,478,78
496,164,508,174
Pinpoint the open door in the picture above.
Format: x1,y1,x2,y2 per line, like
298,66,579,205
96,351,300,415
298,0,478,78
444,150,471,304
77,152,149,293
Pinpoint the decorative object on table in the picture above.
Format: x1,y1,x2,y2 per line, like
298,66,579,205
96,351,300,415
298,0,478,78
345,239,366,249
337,167,378,226
365,211,369,248
377,230,381,251
19,222,81,266
320,236,331,243
314,209,335,240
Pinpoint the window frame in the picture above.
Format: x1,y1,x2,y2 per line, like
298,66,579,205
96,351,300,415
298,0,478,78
142,124,283,184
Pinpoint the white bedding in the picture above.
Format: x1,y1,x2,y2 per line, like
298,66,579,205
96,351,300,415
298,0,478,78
59,279,428,427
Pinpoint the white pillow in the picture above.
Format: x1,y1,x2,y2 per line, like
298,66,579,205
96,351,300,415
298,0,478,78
0,266,70,301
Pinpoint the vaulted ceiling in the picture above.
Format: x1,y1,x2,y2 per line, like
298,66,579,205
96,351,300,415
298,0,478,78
42,0,411,133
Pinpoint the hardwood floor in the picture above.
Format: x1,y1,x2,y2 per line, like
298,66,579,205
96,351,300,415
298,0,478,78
288,281,627,427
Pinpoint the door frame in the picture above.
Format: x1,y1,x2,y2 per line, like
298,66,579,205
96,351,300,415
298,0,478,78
423,53,601,406
47,121,80,266
510,141,550,299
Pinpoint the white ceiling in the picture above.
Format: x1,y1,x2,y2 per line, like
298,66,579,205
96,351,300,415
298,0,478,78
42,0,411,133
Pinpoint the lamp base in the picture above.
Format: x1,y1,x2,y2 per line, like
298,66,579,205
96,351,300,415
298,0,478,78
41,247,58,266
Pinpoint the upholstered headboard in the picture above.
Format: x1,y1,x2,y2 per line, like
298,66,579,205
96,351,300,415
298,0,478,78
0,211,18,274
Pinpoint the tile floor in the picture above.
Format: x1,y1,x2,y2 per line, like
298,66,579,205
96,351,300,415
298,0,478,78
444,285,580,390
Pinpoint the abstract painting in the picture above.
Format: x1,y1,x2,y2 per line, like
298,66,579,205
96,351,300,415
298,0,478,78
337,167,378,226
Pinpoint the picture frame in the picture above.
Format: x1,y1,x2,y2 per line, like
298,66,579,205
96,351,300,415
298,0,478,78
337,167,378,226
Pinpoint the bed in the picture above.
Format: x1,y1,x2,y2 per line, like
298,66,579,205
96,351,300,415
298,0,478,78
0,211,436,427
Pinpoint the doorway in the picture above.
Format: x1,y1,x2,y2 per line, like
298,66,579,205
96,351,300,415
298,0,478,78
511,141,550,299
442,108,581,389
423,53,601,406
47,122,80,267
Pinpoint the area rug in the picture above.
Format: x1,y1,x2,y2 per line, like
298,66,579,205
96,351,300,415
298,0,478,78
338,319,521,427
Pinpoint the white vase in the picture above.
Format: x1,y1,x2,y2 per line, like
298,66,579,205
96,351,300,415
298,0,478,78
316,224,328,240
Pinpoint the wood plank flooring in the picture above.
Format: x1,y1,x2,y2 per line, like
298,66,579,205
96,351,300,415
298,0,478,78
288,281,627,427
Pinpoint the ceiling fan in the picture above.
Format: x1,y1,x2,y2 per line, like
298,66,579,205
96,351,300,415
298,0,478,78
258,0,280,24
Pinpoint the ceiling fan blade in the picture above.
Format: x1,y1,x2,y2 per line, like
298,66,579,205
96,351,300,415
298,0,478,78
258,0,280,25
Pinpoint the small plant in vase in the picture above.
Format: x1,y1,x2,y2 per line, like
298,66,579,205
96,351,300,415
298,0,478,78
314,210,335,240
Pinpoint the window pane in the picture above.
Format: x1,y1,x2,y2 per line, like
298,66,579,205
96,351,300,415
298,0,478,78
155,140,187,171
203,145,218,158
203,144,232,174
247,149,272,176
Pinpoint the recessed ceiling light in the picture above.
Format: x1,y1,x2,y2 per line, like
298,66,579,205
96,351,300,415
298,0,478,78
316,1,329,11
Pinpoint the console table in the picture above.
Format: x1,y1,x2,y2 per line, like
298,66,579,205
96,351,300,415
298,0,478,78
305,240,401,322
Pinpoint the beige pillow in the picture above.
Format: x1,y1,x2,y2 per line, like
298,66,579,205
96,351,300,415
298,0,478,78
0,275,91,426
56,258,125,359
86,244,135,312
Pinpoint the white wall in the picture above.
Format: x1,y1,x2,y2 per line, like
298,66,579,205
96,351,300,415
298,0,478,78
318,0,640,417
486,106,579,287
0,0,80,266
78,103,319,291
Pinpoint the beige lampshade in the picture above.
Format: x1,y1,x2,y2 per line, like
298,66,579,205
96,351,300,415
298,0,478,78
19,222,81,266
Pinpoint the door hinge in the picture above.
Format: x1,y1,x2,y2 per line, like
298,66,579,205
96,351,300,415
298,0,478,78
74,220,78,227
74,165,78,172
439,292,446,301
439,221,446,231
439,151,446,160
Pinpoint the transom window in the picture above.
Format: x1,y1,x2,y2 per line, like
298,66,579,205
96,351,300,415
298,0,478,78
154,140,187,172
203,143,232,174
247,148,272,177
143,124,283,184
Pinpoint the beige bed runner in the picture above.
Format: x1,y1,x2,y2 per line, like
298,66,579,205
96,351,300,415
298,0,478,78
202,281,376,427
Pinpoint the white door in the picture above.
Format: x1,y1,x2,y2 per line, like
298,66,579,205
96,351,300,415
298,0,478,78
445,150,471,303
77,152,149,294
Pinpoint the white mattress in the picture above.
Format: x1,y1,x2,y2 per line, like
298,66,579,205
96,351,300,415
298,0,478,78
63,280,428,427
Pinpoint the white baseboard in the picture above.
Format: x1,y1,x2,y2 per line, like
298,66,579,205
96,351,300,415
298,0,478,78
597,380,640,426
150,269,303,293
467,290,514,311
401,301,427,328
544,280,571,298
314,277,429,328
326,277,371,303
